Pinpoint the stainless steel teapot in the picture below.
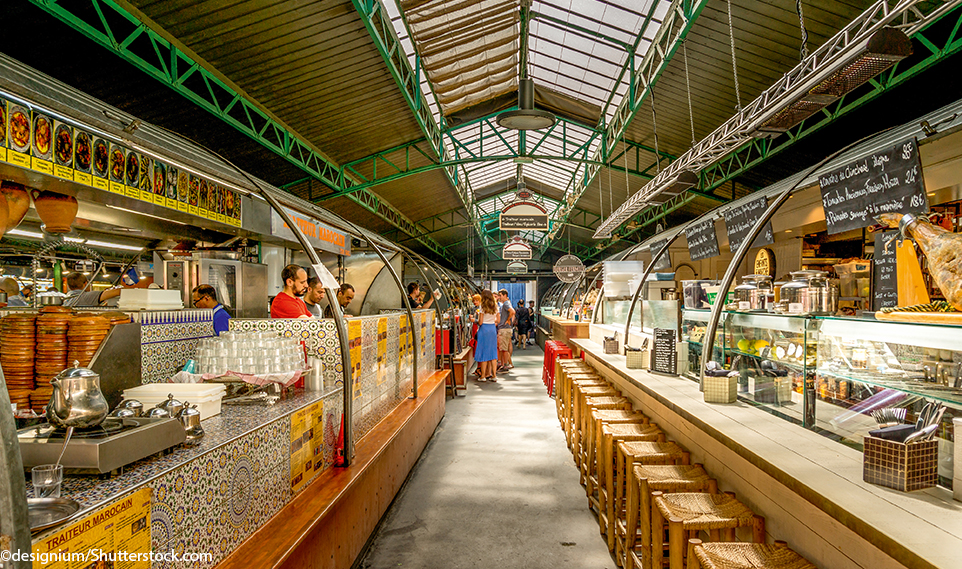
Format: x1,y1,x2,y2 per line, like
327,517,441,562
46,361,110,429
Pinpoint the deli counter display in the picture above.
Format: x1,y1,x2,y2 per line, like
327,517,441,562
681,307,960,483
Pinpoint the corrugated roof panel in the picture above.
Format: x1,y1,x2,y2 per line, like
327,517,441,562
129,0,433,166
400,0,521,115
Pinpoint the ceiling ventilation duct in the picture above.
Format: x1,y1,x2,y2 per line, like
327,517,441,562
496,79,556,131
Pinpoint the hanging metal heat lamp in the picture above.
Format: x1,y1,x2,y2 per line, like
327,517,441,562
496,78,556,131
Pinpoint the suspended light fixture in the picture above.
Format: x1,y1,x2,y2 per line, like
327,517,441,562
646,170,699,205
754,27,912,137
496,79,556,131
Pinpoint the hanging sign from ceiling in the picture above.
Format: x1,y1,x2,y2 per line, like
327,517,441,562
506,260,528,274
649,239,672,272
502,237,533,259
500,201,549,231
818,137,927,235
685,219,720,261
553,254,585,283
723,196,774,252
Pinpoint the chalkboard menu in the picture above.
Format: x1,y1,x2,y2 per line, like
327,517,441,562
724,197,774,252
685,219,721,261
649,239,672,271
819,137,927,235
873,230,899,311
651,328,678,376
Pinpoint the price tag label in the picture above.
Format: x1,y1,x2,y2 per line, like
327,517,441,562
74,170,92,186
31,157,53,175
738,301,751,311
54,164,73,180
7,150,30,168
109,181,124,194
789,303,804,314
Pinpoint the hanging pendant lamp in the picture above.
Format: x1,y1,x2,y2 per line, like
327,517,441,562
496,78,556,131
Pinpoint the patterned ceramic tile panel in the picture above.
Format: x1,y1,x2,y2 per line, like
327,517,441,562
139,312,215,384
349,311,435,443
229,319,340,381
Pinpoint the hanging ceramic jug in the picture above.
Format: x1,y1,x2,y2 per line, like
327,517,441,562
0,189,8,238
29,189,78,234
0,181,30,233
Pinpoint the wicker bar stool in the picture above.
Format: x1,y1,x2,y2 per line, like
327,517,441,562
564,377,608,448
571,383,621,459
575,394,631,470
614,440,691,557
651,492,764,569
588,411,652,506
592,423,663,549
620,465,717,569
686,540,816,569
562,370,604,440
557,361,597,426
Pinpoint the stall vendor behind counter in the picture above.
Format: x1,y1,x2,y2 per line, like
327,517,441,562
63,272,121,307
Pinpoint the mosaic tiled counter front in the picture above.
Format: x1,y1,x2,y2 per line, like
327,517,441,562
230,310,436,443
28,388,344,569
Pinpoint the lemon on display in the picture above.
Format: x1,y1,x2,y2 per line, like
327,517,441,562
737,339,753,353
753,340,769,352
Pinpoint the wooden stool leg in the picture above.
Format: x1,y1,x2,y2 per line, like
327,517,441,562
668,517,685,569
752,515,766,543
638,478,652,569
707,479,718,494
619,466,638,552
685,539,702,569
600,429,610,519
649,492,664,569
708,529,720,542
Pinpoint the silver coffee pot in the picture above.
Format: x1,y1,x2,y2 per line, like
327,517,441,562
46,361,110,429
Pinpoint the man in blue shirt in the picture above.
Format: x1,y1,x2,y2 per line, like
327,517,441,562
192,284,231,335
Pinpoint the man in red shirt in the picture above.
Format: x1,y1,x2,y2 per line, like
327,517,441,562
270,264,312,319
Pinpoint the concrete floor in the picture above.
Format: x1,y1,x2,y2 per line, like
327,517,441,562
358,346,615,569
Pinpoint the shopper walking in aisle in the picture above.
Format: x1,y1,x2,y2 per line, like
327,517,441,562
468,293,482,377
528,300,537,345
474,290,499,381
515,299,532,350
497,289,515,371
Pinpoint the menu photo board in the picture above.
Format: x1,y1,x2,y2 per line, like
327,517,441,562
0,95,243,227
31,487,152,569
649,239,672,271
873,230,899,311
685,219,721,261
819,137,927,235
724,196,774,252
650,328,678,376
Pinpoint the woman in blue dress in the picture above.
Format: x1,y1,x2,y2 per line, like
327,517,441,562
474,290,500,381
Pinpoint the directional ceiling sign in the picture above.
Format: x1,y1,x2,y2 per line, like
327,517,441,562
553,254,585,283
500,201,549,231
506,260,528,274
502,237,533,260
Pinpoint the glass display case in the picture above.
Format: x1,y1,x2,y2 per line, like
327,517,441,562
681,309,960,486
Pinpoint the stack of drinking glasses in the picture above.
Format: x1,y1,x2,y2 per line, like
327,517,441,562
195,331,308,376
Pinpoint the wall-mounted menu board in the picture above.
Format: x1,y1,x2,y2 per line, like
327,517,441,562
723,196,774,252
0,96,242,227
873,230,899,311
649,239,672,271
685,219,720,261
818,137,927,235
651,328,677,376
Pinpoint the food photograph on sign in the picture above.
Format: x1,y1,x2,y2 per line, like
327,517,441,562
53,121,73,167
0,99,6,148
32,112,52,160
108,143,126,182
74,129,92,173
93,137,109,178
8,104,29,153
